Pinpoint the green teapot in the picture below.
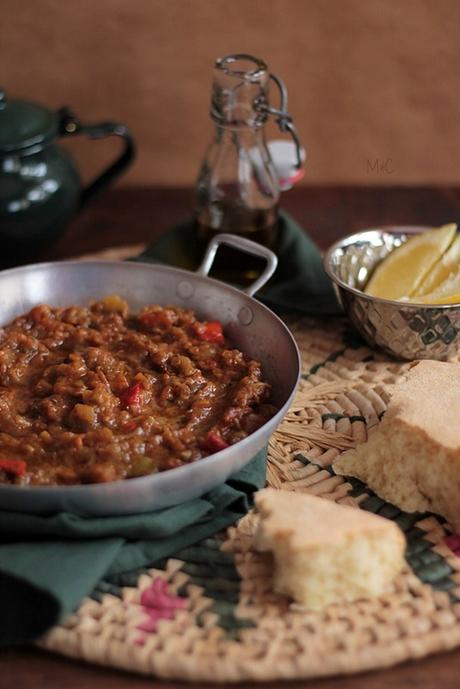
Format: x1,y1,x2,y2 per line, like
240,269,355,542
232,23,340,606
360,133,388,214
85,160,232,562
0,89,135,266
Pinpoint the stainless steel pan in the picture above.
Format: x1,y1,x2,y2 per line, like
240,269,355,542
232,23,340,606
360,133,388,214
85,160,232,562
0,234,300,515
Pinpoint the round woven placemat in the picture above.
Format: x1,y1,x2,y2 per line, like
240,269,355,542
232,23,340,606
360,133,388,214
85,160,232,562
39,247,460,682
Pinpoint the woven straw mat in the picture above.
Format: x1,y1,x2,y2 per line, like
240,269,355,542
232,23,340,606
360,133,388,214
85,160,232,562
39,245,460,682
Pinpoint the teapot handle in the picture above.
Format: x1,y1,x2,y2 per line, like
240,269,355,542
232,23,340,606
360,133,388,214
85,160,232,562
58,107,136,207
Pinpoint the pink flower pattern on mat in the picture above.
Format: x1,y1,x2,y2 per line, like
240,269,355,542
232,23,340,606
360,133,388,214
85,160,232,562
445,533,460,556
136,577,187,643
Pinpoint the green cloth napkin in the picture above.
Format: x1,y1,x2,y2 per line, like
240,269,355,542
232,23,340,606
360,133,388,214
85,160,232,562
0,450,266,647
136,210,341,316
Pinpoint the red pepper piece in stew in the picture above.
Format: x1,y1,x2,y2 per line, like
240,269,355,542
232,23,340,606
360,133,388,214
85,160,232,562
201,432,229,453
119,382,143,408
0,458,27,477
196,321,225,345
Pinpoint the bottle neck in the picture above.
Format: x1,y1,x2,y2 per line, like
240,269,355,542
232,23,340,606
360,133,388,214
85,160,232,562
213,123,266,143
211,108,266,130
210,62,269,129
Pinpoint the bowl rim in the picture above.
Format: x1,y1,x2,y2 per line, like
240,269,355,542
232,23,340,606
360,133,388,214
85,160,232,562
323,226,460,309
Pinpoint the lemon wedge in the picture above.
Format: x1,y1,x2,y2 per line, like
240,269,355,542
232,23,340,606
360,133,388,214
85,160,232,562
365,223,458,300
409,267,460,304
413,233,460,297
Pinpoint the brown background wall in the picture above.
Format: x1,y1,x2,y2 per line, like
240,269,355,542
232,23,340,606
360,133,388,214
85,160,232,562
3,0,460,187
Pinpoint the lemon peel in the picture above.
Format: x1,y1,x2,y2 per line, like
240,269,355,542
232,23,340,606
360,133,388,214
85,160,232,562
413,234,460,297
408,267,460,305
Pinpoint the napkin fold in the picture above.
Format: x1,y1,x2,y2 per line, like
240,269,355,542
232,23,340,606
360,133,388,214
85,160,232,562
0,450,266,647
136,210,341,316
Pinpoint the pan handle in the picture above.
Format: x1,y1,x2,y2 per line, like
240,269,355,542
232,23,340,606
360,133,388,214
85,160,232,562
196,233,278,296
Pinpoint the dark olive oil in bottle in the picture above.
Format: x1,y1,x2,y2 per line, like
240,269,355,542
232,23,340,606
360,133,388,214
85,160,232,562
196,200,279,285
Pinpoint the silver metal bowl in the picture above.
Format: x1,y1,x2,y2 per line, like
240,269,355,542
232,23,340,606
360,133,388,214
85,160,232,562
323,227,460,361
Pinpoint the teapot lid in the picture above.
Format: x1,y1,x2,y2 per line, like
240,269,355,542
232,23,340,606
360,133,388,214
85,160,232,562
0,89,58,153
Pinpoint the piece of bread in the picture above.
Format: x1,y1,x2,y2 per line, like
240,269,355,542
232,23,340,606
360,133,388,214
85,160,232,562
333,360,460,529
254,488,406,610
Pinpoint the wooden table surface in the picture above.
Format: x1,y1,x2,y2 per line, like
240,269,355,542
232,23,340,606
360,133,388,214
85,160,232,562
2,185,460,689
